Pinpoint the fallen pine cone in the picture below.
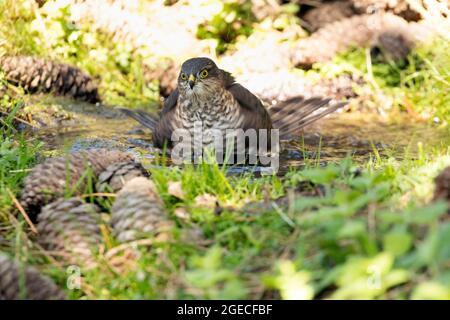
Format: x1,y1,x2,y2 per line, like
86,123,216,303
143,59,179,98
0,253,66,300
434,166,450,211
0,56,100,103
238,71,359,104
372,30,415,61
20,149,132,220
111,177,170,243
68,0,207,97
97,161,149,193
291,12,428,68
302,1,355,32
36,198,103,269
350,0,422,21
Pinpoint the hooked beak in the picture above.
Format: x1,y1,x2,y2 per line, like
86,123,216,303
188,74,196,89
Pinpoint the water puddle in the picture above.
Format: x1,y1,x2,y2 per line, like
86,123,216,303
25,99,450,176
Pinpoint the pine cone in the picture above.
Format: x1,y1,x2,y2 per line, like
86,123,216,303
0,56,100,103
111,177,170,243
142,59,179,97
36,198,102,268
20,149,132,220
373,30,415,61
302,1,355,32
69,0,158,51
350,0,422,21
250,0,282,21
68,0,215,97
0,253,65,300
315,75,363,100
238,71,359,104
69,0,207,56
220,26,303,76
434,167,450,211
97,161,149,193
291,13,422,68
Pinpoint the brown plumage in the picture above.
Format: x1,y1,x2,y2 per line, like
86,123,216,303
120,57,347,150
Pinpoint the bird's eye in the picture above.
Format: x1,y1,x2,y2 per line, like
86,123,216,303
200,69,208,78
180,73,187,80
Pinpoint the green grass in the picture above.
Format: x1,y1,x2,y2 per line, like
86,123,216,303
0,0,160,109
311,37,450,124
3,120,449,299
0,88,42,216
25,146,445,300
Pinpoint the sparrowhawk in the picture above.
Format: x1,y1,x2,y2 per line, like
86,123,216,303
121,57,346,150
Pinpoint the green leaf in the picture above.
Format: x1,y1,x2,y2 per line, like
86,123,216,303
411,282,450,300
383,230,413,256
338,220,367,238
300,165,339,184
264,260,314,300
408,202,448,225
416,222,450,267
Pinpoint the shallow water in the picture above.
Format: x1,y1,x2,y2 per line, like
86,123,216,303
26,99,450,175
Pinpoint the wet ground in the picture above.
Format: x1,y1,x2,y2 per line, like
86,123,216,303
24,97,450,176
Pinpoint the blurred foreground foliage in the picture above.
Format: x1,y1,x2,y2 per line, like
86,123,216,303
0,0,159,108
318,38,450,123
65,150,449,300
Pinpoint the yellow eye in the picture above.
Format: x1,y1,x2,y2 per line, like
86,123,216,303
180,73,187,80
200,69,208,78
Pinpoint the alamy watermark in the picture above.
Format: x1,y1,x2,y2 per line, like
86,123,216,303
66,265,81,290
170,121,280,173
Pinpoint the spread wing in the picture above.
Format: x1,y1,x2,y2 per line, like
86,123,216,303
118,108,159,129
226,82,273,131
161,88,179,114
121,68,347,147
269,96,347,138
118,88,179,148
226,79,347,138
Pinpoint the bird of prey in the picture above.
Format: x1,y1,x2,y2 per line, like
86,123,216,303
120,57,346,151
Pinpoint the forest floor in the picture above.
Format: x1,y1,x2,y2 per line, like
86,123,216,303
0,0,449,299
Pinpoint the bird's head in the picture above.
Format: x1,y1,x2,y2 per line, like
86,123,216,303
178,57,223,97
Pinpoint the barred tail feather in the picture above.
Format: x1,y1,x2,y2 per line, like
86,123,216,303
118,108,159,130
269,97,347,139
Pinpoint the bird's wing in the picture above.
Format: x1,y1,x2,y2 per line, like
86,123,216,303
226,82,273,130
119,85,179,127
161,87,179,114
269,96,348,139
226,77,347,137
119,87,180,149
152,111,178,149
118,108,159,129
118,107,176,149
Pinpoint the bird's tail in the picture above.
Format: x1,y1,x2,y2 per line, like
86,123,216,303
269,96,347,139
118,108,159,130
